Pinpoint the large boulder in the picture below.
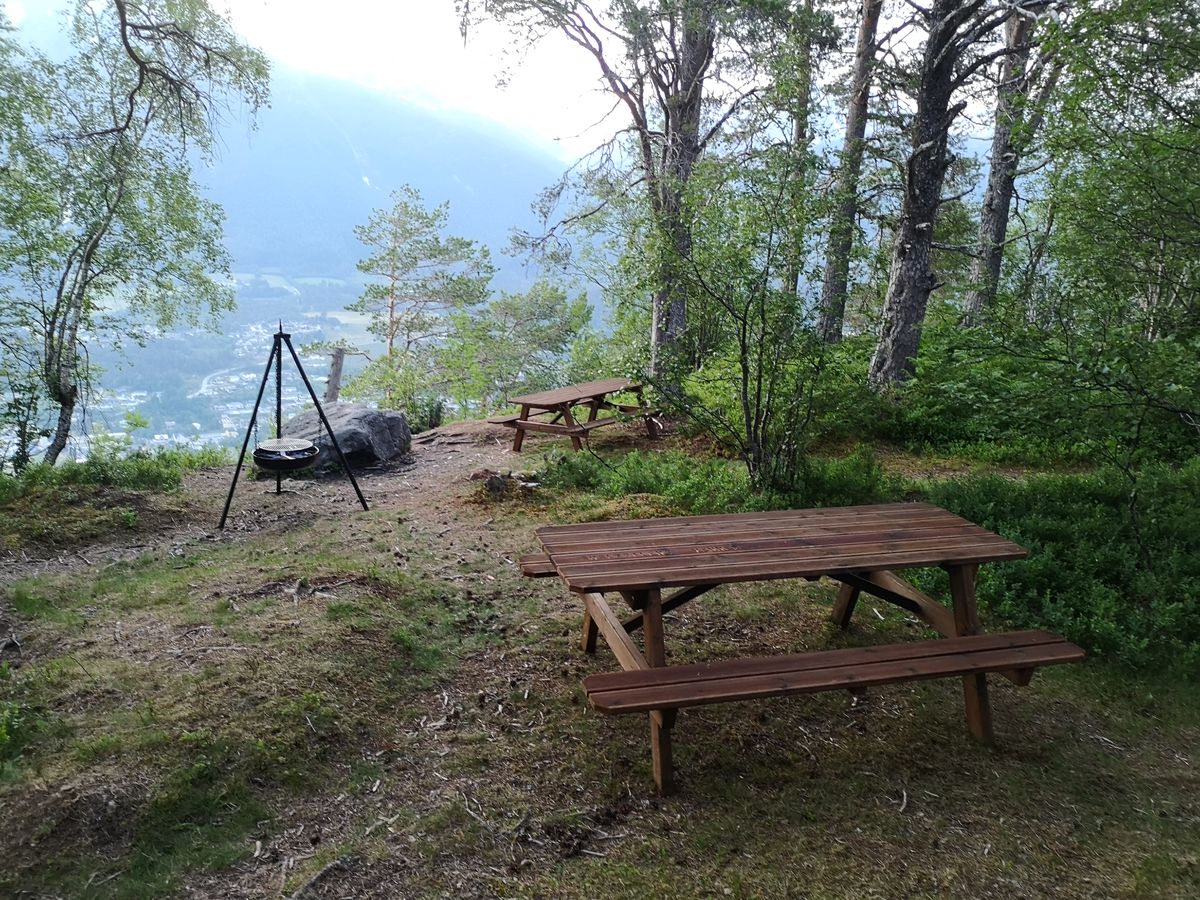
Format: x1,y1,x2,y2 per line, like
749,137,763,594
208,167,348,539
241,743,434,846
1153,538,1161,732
282,402,410,470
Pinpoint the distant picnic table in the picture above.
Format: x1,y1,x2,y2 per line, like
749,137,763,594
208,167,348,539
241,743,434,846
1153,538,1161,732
488,378,659,452
522,502,1084,794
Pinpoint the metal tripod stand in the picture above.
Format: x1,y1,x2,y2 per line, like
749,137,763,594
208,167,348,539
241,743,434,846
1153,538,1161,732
219,327,369,529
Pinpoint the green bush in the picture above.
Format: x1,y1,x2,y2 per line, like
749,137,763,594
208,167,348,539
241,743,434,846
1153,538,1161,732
927,461,1200,673
0,445,227,502
787,446,902,509
540,449,759,515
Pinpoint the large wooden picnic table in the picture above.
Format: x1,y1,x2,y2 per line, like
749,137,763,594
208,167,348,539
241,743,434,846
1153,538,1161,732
489,378,658,452
525,502,1083,793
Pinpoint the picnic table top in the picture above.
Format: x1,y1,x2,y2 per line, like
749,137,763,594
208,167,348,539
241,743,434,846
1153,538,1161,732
510,378,638,409
535,502,1027,594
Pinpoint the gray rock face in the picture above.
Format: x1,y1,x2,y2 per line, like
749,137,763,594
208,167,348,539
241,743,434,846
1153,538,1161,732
282,402,411,469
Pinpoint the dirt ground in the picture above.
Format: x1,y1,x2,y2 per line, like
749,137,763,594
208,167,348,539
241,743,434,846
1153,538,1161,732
2,421,1196,900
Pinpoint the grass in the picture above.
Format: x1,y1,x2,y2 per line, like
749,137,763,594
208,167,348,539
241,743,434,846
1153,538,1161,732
1,432,1197,898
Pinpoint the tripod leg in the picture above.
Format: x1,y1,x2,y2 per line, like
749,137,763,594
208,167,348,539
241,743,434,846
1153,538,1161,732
219,342,279,529
282,336,369,511
275,332,283,495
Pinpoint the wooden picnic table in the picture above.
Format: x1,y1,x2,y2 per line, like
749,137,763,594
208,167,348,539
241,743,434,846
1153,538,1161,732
522,502,1084,794
488,378,659,452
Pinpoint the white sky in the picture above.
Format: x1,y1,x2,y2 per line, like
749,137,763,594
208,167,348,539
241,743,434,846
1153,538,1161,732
1,0,613,157
219,0,614,158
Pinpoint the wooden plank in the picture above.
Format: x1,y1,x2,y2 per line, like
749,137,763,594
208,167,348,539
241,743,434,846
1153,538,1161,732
555,538,1027,593
831,582,860,629
507,419,578,436
581,607,598,654
948,563,993,744
511,378,636,408
584,630,1067,690
541,520,998,556
549,528,1008,571
570,418,621,433
622,584,717,633
639,588,675,794
512,404,530,452
554,531,1019,571
582,592,647,672
582,593,671,730
585,639,1084,714
538,502,955,538
519,553,557,578
835,571,957,637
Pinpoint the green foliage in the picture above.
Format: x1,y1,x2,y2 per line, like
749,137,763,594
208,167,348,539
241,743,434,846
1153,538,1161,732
0,446,226,503
540,449,759,515
0,1,269,466
927,461,1200,672
342,184,493,415
0,662,44,781
440,281,591,416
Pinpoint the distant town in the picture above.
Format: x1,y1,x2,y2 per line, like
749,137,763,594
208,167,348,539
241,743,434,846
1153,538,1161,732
51,317,347,461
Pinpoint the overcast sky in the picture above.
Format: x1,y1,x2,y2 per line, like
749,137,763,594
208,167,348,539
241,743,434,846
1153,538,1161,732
2,0,613,158
223,1,612,159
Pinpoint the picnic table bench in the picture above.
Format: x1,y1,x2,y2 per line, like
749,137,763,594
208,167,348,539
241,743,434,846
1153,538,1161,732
525,502,1084,794
488,378,659,452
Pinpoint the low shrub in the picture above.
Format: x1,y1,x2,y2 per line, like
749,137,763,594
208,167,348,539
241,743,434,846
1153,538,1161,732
539,449,759,515
0,445,227,502
928,460,1200,672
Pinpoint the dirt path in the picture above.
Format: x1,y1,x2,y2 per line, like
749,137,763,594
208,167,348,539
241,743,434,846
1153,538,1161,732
0,421,525,590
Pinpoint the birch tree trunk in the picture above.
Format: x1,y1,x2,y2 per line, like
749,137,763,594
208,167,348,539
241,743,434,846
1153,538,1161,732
961,12,1034,325
818,0,883,342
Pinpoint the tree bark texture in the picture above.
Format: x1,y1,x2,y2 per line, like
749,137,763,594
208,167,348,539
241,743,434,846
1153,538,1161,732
782,0,817,298
868,0,972,388
647,1,715,379
961,13,1034,325
818,0,883,342
325,347,346,403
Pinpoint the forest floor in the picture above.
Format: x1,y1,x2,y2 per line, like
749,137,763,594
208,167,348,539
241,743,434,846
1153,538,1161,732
1,422,1197,899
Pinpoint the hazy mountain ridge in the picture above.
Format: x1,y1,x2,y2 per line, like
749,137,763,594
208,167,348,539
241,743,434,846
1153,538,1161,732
204,66,567,291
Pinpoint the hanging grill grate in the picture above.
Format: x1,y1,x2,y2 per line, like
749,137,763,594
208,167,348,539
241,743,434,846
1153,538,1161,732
252,436,320,472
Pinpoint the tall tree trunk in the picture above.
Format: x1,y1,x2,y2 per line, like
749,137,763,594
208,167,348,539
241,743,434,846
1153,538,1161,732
961,13,1034,325
818,0,883,342
782,0,817,298
42,282,85,465
867,0,966,389
325,347,345,403
647,1,715,380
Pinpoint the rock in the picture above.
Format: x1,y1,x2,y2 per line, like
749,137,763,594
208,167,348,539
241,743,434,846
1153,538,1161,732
282,402,410,469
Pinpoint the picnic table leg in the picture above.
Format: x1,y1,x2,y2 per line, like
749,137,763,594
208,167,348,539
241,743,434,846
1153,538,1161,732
831,582,861,629
634,385,661,438
560,405,584,452
581,606,599,653
948,563,994,744
512,404,530,452
638,587,675,794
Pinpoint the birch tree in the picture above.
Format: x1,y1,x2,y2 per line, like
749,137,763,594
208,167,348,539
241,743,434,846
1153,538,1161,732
0,1,267,465
960,5,1062,325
